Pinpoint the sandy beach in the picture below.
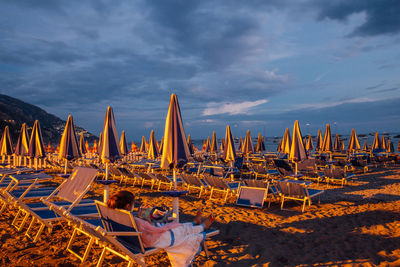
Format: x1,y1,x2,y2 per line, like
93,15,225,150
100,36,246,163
1,166,400,267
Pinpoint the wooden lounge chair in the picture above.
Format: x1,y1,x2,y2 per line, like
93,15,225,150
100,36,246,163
202,175,240,203
276,179,324,212
180,173,209,197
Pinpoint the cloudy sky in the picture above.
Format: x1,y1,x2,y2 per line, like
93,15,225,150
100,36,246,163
1,0,399,141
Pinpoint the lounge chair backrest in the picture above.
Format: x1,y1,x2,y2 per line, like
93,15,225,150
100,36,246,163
204,175,227,189
277,181,306,198
57,167,98,203
244,179,268,188
297,159,316,170
273,159,293,176
96,201,145,254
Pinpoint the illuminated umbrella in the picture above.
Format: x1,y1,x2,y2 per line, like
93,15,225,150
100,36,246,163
205,136,211,152
28,120,46,169
242,130,254,155
100,106,121,202
85,140,90,153
289,120,307,174
140,136,146,153
0,126,14,164
97,132,103,155
161,94,191,222
280,128,291,154
120,130,128,156
93,140,98,153
256,133,265,153
333,134,341,152
321,124,333,153
316,129,323,152
187,134,194,155
159,137,164,155
59,115,81,174
223,125,236,162
340,139,345,151
46,142,52,153
79,133,87,155
148,130,159,159
372,132,382,151
387,139,394,153
131,142,136,152
15,123,30,166
347,128,360,153
362,140,368,151
210,131,218,153
305,134,314,151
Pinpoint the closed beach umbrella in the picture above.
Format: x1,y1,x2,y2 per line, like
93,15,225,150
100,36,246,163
387,139,394,153
363,140,368,151
277,139,282,152
220,137,225,152
305,134,314,151
140,136,146,153
187,134,194,155
316,129,323,152
85,140,90,153
280,128,291,154
97,132,103,155
381,136,387,151
59,115,81,174
28,120,46,169
321,124,333,153
289,120,307,173
256,133,265,153
0,126,14,164
223,125,236,162
148,130,159,159
15,123,30,166
242,130,254,155
210,131,218,153
161,94,191,222
93,140,98,153
347,128,361,153
372,132,382,150
100,106,121,202
334,134,341,152
238,137,243,152
205,136,211,152
120,130,128,156
159,137,164,155
340,139,345,151
79,133,87,155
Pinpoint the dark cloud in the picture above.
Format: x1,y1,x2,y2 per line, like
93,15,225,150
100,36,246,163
315,0,400,37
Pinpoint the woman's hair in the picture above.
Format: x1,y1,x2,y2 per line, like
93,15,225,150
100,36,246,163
107,190,135,210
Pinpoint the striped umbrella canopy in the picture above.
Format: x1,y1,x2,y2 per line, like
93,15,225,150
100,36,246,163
220,137,225,152
59,115,81,161
387,139,394,153
100,106,121,163
161,94,190,170
305,134,314,151
238,136,243,152
187,134,194,155
140,136,146,153
289,120,307,162
372,132,382,150
120,130,128,156
223,125,236,162
347,128,361,152
148,130,159,159
280,128,291,154
256,133,265,153
363,140,368,151
321,124,333,152
28,120,46,158
242,130,254,154
334,134,341,151
0,126,14,156
316,129,323,152
97,132,103,155
381,136,387,150
79,133,87,155
210,131,218,153
15,123,30,156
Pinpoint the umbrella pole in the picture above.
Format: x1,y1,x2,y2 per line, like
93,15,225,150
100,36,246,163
104,162,109,203
172,168,179,222
34,158,38,170
64,159,68,174
295,162,298,175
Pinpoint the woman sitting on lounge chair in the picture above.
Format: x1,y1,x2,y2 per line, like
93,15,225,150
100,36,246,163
107,190,214,267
